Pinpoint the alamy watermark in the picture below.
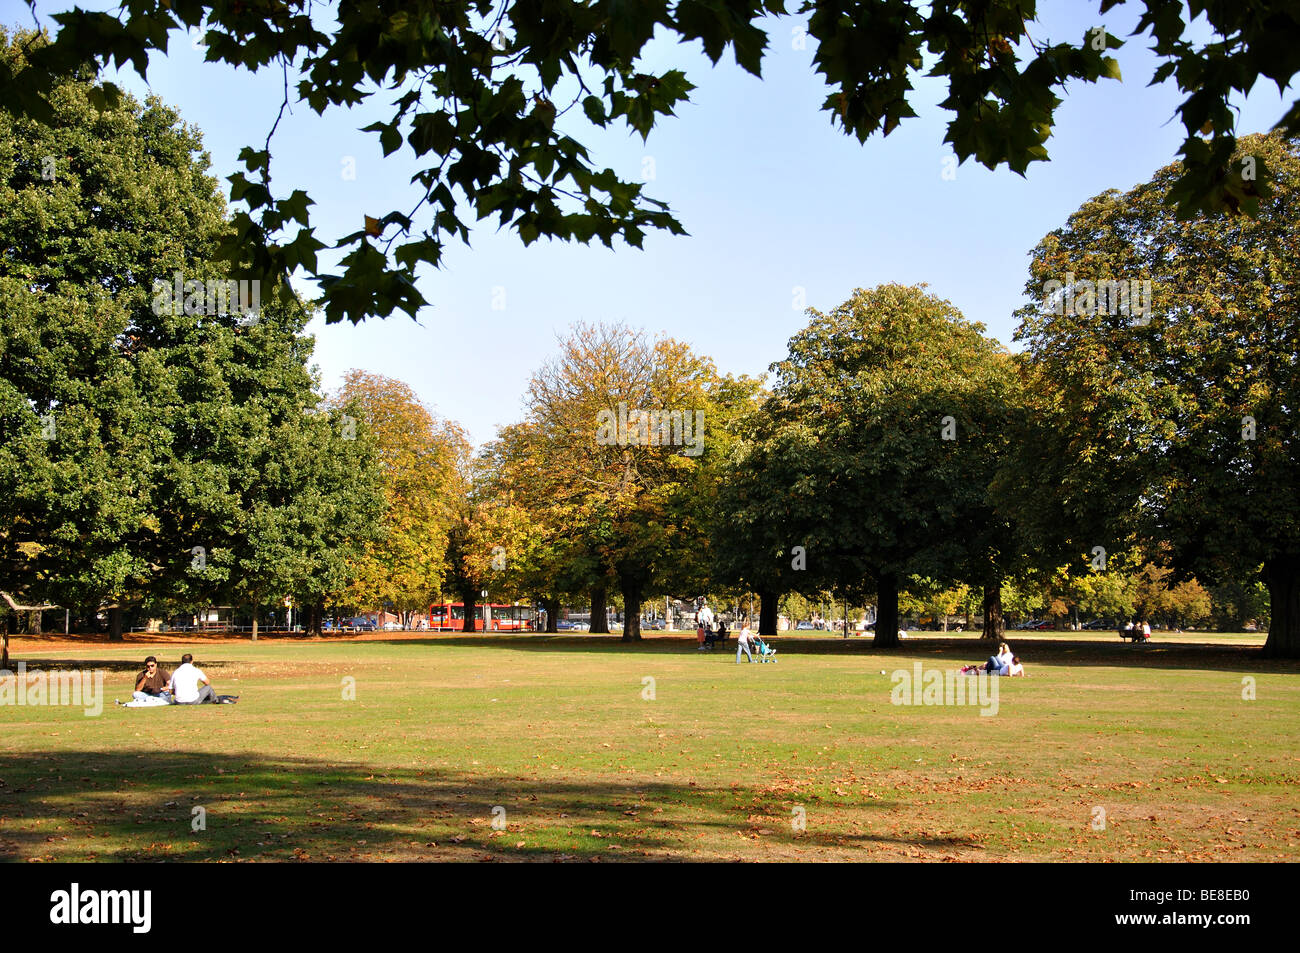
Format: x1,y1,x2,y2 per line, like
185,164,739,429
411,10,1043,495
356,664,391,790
1041,272,1152,325
0,662,105,716
890,662,999,717
50,883,151,933
595,401,704,457
152,272,261,324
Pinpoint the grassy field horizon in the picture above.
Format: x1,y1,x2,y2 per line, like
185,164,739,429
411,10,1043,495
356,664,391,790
2,630,1296,862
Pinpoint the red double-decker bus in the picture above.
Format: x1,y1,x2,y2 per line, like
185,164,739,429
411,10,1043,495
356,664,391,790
428,602,537,632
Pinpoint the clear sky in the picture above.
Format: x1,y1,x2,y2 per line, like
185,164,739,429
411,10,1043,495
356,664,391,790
10,0,1294,447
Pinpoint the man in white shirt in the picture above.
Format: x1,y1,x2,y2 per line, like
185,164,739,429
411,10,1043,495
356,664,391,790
697,601,714,630
168,653,218,704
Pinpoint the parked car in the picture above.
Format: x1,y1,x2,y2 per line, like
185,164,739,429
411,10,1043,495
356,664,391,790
1081,618,1114,630
381,621,402,631
348,617,377,631
556,620,575,630
794,621,815,630
571,621,590,631
643,619,666,630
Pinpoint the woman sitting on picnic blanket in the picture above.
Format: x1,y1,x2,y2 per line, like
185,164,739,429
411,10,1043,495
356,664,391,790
961,652,1026,676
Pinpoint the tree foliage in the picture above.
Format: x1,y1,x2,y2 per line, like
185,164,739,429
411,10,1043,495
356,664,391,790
3,3,1295,321
329,371,468,621
0,28,383,638
1011,131,1300,657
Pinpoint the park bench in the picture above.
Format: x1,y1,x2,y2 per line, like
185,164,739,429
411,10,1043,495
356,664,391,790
704,627,728,649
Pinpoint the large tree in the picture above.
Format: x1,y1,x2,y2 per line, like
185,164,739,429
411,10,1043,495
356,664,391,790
488,322,735,640
3,4,1294,321
745,283,1020,647
1011,131,1300,657
0,27,384,641
330,371,467,625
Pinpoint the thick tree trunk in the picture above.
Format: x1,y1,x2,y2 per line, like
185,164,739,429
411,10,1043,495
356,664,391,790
308,603,324,638
590,585,609,634
251,607,259,642
462,589,478,633
621,578,643,641
872,573,900,648
758,587,779,636
981,579,1004,641
542,597,560,633
109,605,123,642
1262,557,1300,658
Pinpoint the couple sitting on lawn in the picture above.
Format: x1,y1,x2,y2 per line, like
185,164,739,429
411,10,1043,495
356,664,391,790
960,643,1026,677
122,654,237,706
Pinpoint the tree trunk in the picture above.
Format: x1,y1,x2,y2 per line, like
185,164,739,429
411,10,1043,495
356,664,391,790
109,605,123,642
542,597,559,633
308,603,324,638
590,585,609,634
872,573,900,648
981,579,1004,641
621,578,643,641
2,609,10,670
1262,557,1300,658
251,607,259,642
462,589,478,633
758,587,779,636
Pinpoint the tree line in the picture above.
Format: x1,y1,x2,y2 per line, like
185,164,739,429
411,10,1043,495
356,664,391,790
3,30,1297,658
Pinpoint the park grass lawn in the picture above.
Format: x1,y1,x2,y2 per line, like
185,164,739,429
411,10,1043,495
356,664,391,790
1,631,1297,862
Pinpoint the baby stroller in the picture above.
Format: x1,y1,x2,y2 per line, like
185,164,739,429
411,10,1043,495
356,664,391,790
751,634,778,663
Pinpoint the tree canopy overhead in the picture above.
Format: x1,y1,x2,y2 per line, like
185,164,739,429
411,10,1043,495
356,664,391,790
3,1,1296,322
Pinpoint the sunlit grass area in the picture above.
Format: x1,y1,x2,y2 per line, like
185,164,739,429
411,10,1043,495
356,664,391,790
2,631,1296,861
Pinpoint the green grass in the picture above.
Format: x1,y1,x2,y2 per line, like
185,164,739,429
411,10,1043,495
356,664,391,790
1,631,1297,862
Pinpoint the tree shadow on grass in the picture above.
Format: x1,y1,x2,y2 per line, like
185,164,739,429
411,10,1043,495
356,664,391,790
0,749,966,862
364,633,1295,674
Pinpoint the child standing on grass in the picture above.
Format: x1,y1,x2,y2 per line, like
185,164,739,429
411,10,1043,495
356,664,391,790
736,625,753,663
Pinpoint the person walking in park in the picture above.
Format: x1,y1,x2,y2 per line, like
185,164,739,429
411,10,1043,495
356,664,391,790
736,624,754,663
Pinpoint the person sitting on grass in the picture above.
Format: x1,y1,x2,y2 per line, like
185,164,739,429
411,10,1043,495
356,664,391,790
133,656,171,703
168,653,219,704
984,642,1013,674
962,653,1026,676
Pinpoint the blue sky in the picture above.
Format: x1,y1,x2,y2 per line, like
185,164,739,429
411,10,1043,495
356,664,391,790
10,1,1295,446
